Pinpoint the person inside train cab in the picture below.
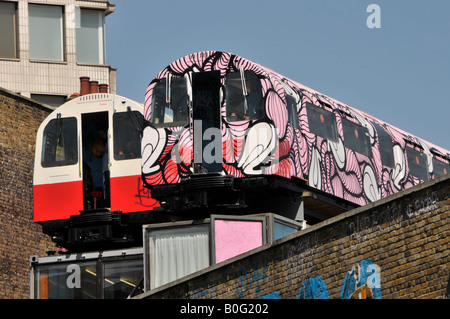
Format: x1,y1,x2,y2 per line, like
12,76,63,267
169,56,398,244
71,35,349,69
91,128,109,191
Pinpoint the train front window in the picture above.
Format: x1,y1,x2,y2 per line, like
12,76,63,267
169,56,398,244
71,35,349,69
226,70,263,121
113,111,143,160
41,116,78,167
150,77,188,126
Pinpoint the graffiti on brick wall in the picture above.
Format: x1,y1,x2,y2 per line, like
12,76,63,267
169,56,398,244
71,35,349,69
340,258,381,299
260,258,381,299
297,275,329,299
236,261,269,298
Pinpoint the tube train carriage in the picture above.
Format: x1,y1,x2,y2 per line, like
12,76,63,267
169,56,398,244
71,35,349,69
34,51,449,250
141,51,450,221
33,93,159,250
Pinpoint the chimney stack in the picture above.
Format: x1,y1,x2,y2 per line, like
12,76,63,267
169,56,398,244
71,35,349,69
89,81,99,94
99,83,108,93
80,76,90,96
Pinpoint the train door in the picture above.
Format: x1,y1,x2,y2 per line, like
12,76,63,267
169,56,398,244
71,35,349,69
192,71,222,174
81,111,110,210
34,113,83,222
109,106,159,213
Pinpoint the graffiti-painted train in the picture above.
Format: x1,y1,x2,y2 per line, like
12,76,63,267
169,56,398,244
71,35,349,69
142,51,450,220
34,93,158,249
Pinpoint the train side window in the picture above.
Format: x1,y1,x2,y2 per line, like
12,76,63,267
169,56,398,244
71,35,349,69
342,118,373,158
305,102,338,142
373,123,394,167
225,70,264,121
113,111,143,160
286,95,300,129
431,157,450,177
406,147,429,181
41,116,78,167
150,77,188,126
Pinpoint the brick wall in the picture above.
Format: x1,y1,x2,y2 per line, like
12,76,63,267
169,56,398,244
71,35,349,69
138,174,449,299
0,88,59,299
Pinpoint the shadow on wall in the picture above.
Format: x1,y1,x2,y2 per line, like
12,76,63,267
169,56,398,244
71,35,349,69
261,259,381,299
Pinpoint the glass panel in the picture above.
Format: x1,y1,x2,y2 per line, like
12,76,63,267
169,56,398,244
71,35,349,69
342,118,373,157
226,70,263,121
77,9,105,64
406,147,429,181
31,94,66,108
305,102,338,142
29,4,63,61
36,261,97,299
150,77,188,126
42,117,78,167
113,111,143,160
214,219,263,264
274,221,297,240
432,157,449,178
0,2,17,58
286,95,299,129
149,224,210,289
374,123,394,167
103,259,144,299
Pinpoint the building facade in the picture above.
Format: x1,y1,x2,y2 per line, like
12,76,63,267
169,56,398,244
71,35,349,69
0,0,116,108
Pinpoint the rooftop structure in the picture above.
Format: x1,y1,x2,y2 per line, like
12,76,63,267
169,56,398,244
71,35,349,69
0,0,116,109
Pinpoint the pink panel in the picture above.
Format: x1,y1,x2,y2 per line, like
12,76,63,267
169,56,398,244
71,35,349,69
214,219,263,263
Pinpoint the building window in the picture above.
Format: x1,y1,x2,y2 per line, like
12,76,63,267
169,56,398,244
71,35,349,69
147,224,210,289
0,1,17,58
77,8,105,64
29,4,64,61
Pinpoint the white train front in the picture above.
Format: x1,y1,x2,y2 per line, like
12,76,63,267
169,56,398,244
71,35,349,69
33,93,158,249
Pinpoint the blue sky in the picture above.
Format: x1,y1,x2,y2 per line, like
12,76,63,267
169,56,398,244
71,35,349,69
106,0,450,151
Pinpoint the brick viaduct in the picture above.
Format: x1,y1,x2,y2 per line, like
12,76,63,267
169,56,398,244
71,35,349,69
136,174,449,299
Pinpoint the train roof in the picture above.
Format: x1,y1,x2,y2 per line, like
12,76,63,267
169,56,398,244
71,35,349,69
149,51,449,159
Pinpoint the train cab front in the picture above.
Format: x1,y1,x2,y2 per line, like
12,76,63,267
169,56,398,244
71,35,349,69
33,93,159,251
141,52,291,215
